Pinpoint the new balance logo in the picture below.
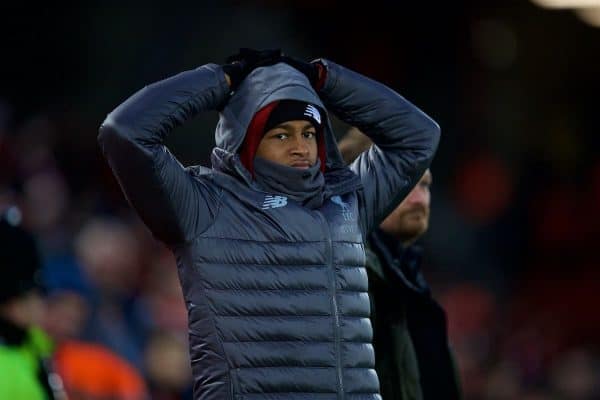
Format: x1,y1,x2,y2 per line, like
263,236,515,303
261,195,288,210
304,104,321,125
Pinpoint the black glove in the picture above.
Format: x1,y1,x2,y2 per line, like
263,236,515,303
280,55,321,87
222,48,283,90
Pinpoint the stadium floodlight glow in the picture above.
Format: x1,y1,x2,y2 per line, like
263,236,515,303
531,0,600,8
575,7,600,26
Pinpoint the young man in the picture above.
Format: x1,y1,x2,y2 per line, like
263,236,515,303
98,48,440,399
340,129,462,400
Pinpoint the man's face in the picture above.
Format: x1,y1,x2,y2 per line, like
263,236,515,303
0,290,45,329
379,169,432,245
255,120,318,169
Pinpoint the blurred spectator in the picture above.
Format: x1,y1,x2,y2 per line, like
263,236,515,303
136,240,193,397
43,277,149,400
53,341,149,400
137,248,188,333
0,208,66,399
74,217,152,369
0,205,149,400
482,361,521,400
144,330,193,400
339,128,462,399
548,348,600,400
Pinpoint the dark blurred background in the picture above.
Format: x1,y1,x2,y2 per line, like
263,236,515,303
1,1,599,398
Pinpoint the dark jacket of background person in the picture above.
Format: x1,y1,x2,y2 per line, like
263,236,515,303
367,228,462,400
98,58,440,399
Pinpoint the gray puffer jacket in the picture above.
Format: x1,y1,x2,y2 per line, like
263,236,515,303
98,59,440,400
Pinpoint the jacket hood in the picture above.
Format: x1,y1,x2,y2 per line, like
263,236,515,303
211,62,347,182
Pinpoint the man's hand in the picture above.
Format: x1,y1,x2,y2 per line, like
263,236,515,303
221,48,326,91
222,48,283,90
280,56,326,90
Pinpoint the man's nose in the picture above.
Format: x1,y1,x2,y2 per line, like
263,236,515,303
290,135,309,155
408,186,428,205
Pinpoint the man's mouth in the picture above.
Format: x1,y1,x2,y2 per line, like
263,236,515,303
406,209,428,219
290,161,311,169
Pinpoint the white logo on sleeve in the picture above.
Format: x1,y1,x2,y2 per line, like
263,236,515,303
261,195,288,209
304,104,321,125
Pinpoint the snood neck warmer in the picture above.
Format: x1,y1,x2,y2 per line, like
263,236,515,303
254,157,324,209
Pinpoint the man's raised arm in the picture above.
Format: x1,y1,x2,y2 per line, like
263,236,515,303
98,64,229,244
318,59,440,233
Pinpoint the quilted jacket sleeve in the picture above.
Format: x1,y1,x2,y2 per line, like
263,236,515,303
98,64,230,245
318,59,440,234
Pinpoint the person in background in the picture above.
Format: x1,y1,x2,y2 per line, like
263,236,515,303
0,205,149,400
144,330,193,400
43,283,149,400
339,128,462,400
73,216,151,371
0,207,66,399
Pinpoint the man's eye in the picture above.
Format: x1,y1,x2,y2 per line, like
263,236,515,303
274,133,288,140
304,132,316,139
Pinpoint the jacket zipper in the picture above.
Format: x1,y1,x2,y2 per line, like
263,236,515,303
317,211,344,399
